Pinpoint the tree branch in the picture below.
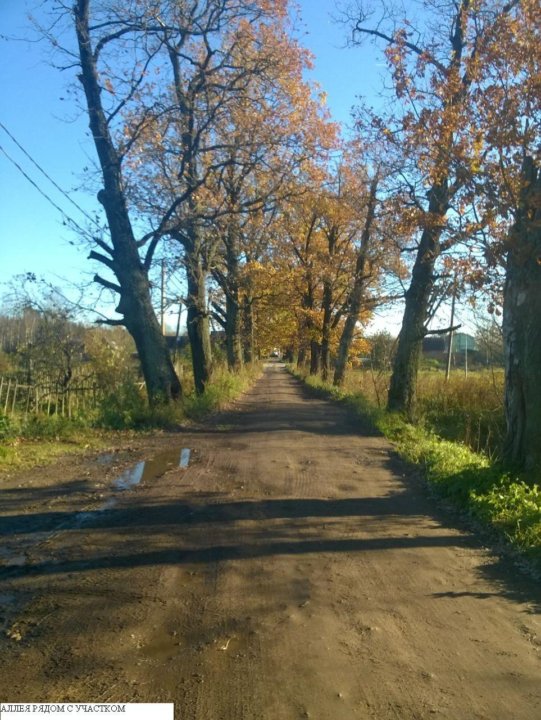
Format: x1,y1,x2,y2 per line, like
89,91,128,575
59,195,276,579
89,250,115,271
93,273,121,294
424,324,462,336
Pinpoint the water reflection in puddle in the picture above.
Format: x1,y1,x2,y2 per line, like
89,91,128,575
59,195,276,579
111,447,191,491
113,461,145,490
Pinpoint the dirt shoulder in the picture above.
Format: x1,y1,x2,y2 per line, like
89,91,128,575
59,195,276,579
0,363,539,719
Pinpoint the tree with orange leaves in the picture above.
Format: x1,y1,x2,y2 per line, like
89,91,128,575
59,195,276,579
345,0,528,418
462,0,541,471
203,20,336,371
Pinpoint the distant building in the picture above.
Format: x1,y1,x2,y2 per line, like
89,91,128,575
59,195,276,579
422,332,478,366
450,332,477,353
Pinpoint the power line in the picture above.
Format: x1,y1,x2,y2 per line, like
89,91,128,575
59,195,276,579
0,141,87,235
0,120,100,230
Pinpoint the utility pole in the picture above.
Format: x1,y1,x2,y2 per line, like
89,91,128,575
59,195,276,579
445,278,457,381
160,259,166,336
173,300,183,366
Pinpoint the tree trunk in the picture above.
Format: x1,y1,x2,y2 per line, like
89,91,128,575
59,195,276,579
502,156,541,473
298,282,316,371
120,277,181,404
74,0,181,405
242,294,255,363
334,283,364,387
226,292,243,370
186,252,212,395
387,180,449,416
333,174,378,386
224,230,244,371
320,281,333,381
309,340,320,375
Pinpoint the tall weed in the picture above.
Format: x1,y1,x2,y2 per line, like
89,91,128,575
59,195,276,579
182,363,261,421
341,368,505,457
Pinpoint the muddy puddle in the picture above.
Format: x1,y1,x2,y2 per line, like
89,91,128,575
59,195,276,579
0,447,192,569
113,447,191,490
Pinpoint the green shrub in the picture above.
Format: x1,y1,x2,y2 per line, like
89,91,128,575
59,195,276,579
183,363,261,421
0,414,15,440
96,381,148,430
20,413,89,440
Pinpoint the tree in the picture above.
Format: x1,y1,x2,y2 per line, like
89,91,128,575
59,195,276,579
121,0,323,391
453,0,541,470
71,0,182,405
476,0,540,470
199,14,334,372
346,0,521,416
333,156,381,385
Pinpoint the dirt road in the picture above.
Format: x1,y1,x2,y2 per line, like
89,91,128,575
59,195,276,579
1,363,539,719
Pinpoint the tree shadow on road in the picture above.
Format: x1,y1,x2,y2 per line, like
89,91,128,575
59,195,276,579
2,486,540,613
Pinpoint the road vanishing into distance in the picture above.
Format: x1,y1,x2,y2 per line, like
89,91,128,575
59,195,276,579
0,363,539,719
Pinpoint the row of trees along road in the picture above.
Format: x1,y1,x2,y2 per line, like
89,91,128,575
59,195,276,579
57,0,334,398
44,1,539,473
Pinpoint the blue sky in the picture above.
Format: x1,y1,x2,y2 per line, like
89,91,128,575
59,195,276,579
0,1,384,317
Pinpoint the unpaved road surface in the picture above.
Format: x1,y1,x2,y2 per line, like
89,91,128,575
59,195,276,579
1,364,539,719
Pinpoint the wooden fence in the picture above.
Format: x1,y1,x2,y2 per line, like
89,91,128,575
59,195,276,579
0,376,105,418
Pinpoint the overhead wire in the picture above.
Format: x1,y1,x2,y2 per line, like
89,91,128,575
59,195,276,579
0,119,101,231
0,141,89,236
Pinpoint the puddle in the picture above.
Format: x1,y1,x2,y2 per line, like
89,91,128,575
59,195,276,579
111,448,191,491
113,461,145,490
0,448,193,569
180,448,191,468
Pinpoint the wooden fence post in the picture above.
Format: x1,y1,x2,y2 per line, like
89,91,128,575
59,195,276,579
4,379,12,414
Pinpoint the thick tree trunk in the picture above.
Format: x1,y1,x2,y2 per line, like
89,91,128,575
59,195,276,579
320,281,333,381
333,283,364,387
74,0,181,405
387,181,448,416
186,253,212,395
309,340,320,375
225,234,244,371
117,267,181,404
298,282,316,371
502,156,541,473
242,295,255,363
386,285,428,417
226,292,243,370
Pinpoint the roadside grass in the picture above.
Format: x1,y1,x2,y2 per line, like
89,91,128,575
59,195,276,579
182,362,262,421
0,416,110,473
294,369,541,577
340,367,505,457
0,363,262,472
